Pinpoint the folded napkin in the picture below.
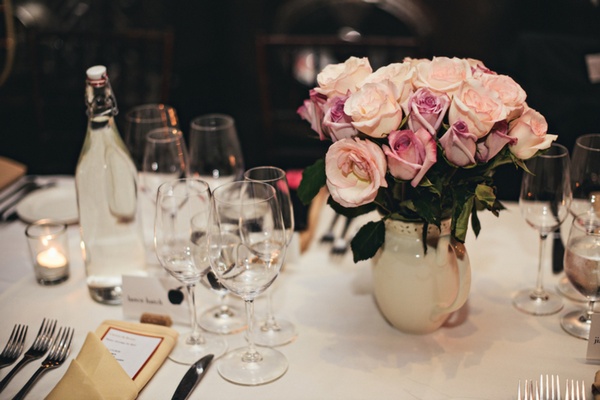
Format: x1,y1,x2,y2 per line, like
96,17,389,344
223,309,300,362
46,320,178,400
0,157,26,192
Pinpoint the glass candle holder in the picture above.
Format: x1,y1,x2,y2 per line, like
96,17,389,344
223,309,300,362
25,220,70,285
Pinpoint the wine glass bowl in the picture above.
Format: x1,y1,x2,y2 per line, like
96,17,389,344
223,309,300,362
244,166,297,347
208,181,288,385
124,104,180,171
154,178,227,364
513,143,572,315
561,211,600,339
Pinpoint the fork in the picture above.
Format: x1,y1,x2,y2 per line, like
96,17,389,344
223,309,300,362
320,213,340,243
331,217,353,256
565,380,586,400
518,379,539,400
0,324,27,368
12,326,74,400
0,318,56,393
540,374,561,400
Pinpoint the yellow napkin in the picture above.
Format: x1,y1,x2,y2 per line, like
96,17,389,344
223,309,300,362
0,157,26,191
46,320,178,400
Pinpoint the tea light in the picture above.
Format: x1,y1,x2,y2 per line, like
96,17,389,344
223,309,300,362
26,220,70,285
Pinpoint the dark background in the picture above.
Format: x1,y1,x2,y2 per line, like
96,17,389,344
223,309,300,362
1,0,599,200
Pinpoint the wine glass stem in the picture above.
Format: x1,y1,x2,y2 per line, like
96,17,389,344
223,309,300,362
586,300,596,322
243,299,262,363
185,284,203,345
532,233,550,299
262,290,279,331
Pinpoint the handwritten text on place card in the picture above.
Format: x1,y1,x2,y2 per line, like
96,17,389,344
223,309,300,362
101,327,163,379
586,314,600,360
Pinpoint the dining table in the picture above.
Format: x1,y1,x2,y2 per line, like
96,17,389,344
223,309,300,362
0,175,598,400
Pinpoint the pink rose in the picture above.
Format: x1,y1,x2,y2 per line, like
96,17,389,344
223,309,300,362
407,87,450,136
508,107,557,159
315,56,372,98
448,79,508,138
467,58,494,78
439,121,478,167
382,128,437,187
476,121,517,162
414,56,472,95
325,137,388,208
322,96,357,141
297,89,327,139
479,74,527,121
344,81,403,138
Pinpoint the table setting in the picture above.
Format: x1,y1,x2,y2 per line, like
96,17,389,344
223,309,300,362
0,58,599,399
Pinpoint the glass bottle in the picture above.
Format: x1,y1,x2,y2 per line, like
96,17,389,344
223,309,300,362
75,65,146,304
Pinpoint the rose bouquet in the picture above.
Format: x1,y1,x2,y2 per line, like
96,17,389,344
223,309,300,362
296,56,557,262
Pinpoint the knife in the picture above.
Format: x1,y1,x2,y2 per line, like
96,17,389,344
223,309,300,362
171,354,214,400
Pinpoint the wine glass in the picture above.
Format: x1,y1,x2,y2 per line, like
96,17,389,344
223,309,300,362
558,134,600,301
123,104,179,170
188,114,245,188
208,181,288,385
154,178,227,364
244,166,297,346
140,128,189,266
560,211,600,339
513,143,572,315
189,113,246,334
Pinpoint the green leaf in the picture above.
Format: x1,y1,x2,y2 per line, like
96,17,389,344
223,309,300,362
327,197,376,218
452,195,474,243
475,184,496,209
297,159,326,205
351,220,385,263
470,205,481,238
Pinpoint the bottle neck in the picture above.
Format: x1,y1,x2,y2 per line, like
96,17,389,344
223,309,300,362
85,78,118,121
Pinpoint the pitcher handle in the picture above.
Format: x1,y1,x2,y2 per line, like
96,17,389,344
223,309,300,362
432,239,471,318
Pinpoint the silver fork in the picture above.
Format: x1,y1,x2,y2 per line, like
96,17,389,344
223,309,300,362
0,324,27,369
539,374,561,400
331,217,353,256
0,318,56,393
518,379,539,400
320,213,340,243
12,326,74,400
565,380,586,400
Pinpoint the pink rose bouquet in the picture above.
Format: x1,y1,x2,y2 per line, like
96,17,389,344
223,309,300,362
297,56,558,262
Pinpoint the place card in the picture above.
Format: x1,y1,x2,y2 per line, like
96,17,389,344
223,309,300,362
585,53,600,84
101,327,163,379
122,275,189,324
586,314,600,360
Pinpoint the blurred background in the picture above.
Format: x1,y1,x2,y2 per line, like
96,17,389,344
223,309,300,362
0,0,599,199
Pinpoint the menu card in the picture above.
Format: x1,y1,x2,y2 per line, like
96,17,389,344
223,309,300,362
101,327,163,379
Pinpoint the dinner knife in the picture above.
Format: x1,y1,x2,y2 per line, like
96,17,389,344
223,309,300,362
171,354,214,400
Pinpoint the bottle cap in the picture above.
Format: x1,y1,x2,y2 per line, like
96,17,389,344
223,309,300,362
86,65,106,80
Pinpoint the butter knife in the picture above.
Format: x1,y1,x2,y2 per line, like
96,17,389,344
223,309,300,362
171,354,214,400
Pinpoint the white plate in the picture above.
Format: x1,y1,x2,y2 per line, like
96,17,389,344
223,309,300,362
16,184,78,224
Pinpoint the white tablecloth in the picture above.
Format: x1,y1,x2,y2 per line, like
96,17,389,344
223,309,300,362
0,176,597,399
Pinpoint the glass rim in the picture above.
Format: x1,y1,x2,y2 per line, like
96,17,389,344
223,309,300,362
125,103,177,123
190,114,234,131
212,180,276,205
572,211,600,235
575,133,600,152
243,166,286,183
25,219,68,239
157,178,211,196
146,127,184,143
538,142,569,158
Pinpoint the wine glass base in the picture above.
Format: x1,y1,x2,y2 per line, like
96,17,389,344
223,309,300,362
513,289,564,316
217,346,288,386
556,275,588,303
199,304,247,335
253,317,297,347
560,309,591,340
168,331,228,365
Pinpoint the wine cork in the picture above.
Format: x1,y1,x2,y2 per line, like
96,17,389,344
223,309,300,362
140,313,172,327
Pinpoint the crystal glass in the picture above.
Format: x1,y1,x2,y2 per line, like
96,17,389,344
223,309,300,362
560,211,600,339
514,143,572,315
244,166,297,346
124,104,179,170
558,134,600,301
188,114,244,189
154,179,227,364
189,113,245,334
208,181,288,385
